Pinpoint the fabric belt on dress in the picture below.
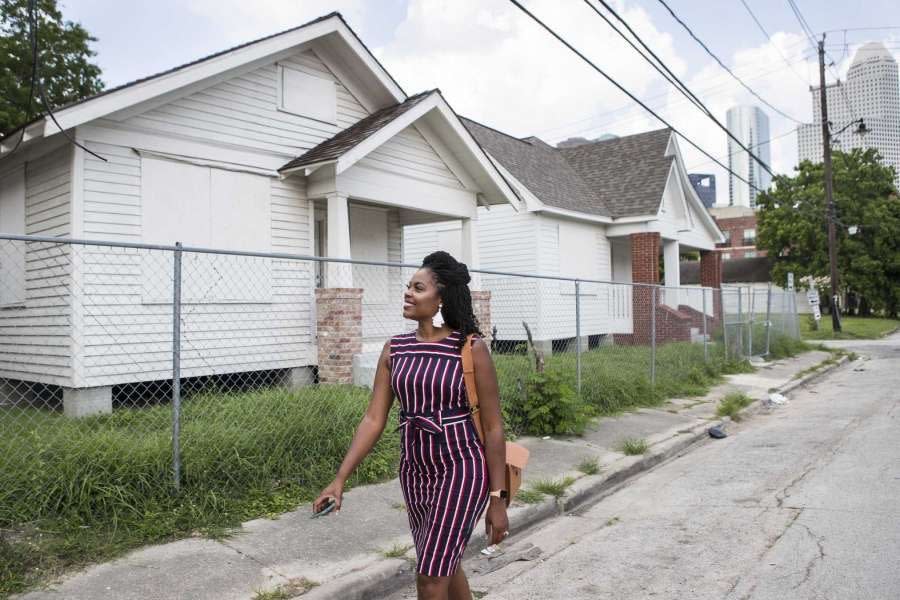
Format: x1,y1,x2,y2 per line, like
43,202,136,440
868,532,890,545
395,406,472,435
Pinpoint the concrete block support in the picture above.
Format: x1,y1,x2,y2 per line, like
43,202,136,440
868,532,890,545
315,288,363,384
63,385,112,418
282,367,315,390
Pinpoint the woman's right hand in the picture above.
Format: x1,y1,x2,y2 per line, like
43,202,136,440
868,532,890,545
313,479,344,516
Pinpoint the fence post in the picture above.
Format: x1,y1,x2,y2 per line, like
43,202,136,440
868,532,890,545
650,285,656,387
737,286,744,358
721,287,729,362
765,282,773,357
702,288,708,363
575,279,582,395
171,242,183,492
748,287,755,356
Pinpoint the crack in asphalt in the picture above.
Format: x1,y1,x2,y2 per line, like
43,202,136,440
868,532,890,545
792,523,827,590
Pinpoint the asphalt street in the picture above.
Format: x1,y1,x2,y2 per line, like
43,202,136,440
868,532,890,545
387,335,900,599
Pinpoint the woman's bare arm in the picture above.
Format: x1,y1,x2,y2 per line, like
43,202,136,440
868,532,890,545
314,340,393,512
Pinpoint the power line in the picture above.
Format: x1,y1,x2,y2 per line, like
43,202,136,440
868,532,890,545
505,0,768,194
583,0,775,177
686,127,798,171
654,0,803,124
29,2,106,162
537,49,812,140
738,0,810,85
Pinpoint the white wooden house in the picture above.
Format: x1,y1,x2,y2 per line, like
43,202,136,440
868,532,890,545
405,121,726,349
0,13,519,416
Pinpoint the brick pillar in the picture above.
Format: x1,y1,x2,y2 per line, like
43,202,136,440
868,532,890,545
315,288,363,384
631,232,660,345
700,250,723,326
471,290,492,349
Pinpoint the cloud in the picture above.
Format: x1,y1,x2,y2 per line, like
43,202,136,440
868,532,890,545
375,0,686,139
183,0,369,44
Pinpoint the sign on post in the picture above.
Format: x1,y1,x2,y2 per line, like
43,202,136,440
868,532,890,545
807,288,821,322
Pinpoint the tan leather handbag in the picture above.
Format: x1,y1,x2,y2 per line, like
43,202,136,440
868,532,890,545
461,334,530,507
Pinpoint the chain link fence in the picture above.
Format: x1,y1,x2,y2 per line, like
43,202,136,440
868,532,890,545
721,284,801,360
0,234,800,551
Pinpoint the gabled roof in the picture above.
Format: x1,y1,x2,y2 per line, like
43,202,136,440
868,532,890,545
461,118,612,217
2,12,405,153
279,90,434,173
558,128,674,218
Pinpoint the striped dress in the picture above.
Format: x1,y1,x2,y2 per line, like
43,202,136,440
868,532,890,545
389,330,490,577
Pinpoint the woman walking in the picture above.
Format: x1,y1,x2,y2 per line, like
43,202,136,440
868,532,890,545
314,251,509,600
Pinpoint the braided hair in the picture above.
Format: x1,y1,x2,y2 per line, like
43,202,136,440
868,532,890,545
421,251,482,350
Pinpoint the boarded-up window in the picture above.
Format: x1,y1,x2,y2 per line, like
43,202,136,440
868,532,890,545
558,221,598,280
278,65,337,124
140,157,272,303
0,167,26,306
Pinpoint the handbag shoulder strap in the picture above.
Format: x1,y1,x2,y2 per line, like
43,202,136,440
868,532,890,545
461,334,486,444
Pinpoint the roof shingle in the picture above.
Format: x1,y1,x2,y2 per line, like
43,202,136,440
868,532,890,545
557,128,674,218
461,118,612,217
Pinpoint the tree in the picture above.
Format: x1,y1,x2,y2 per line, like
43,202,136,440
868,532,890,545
0,0,104,136
757,148,900,318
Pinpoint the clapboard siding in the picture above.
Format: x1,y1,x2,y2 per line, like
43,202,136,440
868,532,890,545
122,49,368,158
0,146,73,385
358,125,463,189
74,141,316,386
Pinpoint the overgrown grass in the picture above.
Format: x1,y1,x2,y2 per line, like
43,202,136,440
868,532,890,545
0,387,400,596
576,457,601,476
494,341,753,437
381,543,413,559
619,438,649,455
530,476,577,499
513,489,547,504
253,577,319,599
715,392,754,421
801,316,900,340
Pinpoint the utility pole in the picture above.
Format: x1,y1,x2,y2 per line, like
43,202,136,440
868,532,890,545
817,35,842,333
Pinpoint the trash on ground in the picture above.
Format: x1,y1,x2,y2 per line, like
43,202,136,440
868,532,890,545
708,424,727,439
768,392,788,405
474,542,543,574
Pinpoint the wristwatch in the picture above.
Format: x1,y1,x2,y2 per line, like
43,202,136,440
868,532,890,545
489,489,508,500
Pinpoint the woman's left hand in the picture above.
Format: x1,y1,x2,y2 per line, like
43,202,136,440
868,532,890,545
485,498,509,545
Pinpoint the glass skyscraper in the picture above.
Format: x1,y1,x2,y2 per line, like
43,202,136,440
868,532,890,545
726,105,771,208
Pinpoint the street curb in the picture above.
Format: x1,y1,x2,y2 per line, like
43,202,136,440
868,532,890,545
778,354,850,395
295,353,850,600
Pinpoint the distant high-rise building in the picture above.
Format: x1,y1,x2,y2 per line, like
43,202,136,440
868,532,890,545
688,173,716,208
797,42,900,189
726,105,771,208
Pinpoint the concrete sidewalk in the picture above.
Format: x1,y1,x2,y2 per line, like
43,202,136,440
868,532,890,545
14,350,836,600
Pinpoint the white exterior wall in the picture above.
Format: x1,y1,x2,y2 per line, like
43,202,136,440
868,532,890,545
0,145,74,386
74,139,315,387
67,48,368,387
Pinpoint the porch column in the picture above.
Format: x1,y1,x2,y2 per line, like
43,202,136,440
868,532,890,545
461,217,492,346
700,249,723,325
460,217,481,288
326,192,352,287
663,239,680,307
630,232,660,345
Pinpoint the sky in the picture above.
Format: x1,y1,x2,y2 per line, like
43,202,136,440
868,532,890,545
58,0,900,206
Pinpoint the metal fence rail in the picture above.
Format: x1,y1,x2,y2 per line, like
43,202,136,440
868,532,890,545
0,234,799,502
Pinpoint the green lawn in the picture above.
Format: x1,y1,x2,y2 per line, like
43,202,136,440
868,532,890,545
0,335,799,596
801,316,899,340
0,387,400,596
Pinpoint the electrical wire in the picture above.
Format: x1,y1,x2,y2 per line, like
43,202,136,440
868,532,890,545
584,0,775,177
738,0,810,85
654,0,803,124
505,0,768,194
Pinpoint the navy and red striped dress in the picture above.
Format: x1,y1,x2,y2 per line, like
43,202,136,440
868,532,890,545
389,330,490,577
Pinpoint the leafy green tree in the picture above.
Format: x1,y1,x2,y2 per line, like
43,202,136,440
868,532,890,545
1,0,104,135
757,148,900,317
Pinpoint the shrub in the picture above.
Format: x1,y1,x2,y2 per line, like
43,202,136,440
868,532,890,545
519,369,591,436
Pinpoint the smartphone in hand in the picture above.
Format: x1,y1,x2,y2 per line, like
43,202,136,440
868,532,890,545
311,497,337,519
